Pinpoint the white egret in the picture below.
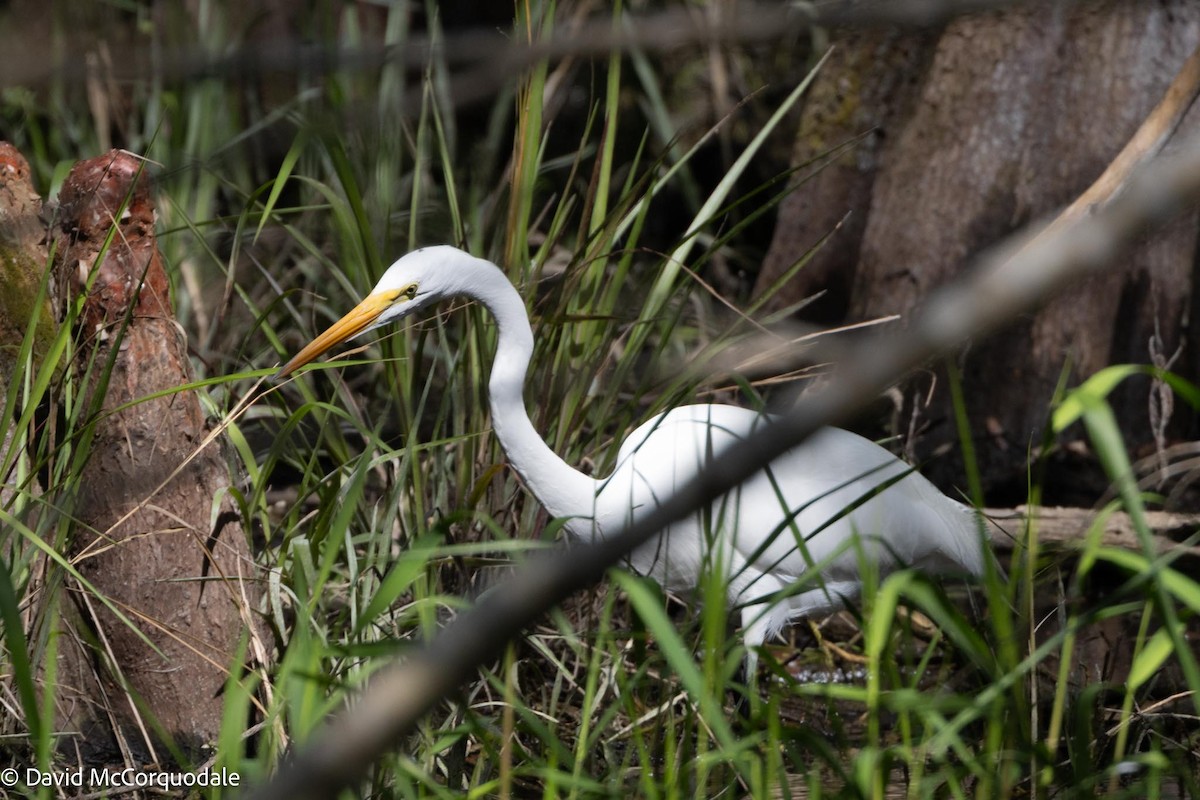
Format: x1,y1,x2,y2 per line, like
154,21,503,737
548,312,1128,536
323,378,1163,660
278,246,986,673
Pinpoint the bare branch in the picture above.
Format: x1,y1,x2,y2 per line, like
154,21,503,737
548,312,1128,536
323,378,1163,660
3,0,1056,99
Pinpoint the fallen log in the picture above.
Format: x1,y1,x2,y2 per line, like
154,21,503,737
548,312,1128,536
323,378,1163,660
983,504,1200,561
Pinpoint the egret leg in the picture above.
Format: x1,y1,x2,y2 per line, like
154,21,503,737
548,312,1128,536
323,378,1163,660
739,602,775,683
806,617,837,671
732,569,789,685
803,617,868,669
736,579,861,686
788,580,863,672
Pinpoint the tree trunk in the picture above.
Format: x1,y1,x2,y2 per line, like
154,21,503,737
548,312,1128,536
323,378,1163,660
51,150,263,763
756,3,1200,504
0,144,55,506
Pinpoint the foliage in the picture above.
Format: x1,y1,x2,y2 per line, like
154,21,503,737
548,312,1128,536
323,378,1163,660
1,1,1199,798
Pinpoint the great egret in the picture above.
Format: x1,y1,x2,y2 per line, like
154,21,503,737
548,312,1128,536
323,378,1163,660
278,246,986,673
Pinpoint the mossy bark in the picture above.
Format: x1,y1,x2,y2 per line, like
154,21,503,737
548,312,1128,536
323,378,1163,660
0,144,54,510
0,146,54,375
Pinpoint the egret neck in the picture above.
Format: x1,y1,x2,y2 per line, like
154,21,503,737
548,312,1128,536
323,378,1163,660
471,260,600,528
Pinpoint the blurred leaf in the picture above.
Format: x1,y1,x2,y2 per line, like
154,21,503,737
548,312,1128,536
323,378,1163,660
1127,624,1179,692
1052,364,1140,432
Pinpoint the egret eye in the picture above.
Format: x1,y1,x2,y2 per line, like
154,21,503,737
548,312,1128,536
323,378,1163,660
404,284,418,300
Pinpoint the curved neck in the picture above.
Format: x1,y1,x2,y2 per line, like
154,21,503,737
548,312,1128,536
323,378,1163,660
461,259,598,525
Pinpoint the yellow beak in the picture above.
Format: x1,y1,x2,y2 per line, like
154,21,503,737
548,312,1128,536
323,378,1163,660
276,290,400,379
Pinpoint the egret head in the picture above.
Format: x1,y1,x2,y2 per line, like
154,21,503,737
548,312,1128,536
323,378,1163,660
276,245,477,378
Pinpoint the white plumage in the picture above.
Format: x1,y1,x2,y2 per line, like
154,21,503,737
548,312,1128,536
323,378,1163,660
279,246,986,673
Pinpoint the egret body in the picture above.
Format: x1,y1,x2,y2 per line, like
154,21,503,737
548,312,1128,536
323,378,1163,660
279,246,986,671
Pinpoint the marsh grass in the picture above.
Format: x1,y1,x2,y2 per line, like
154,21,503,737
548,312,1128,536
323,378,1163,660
2,2,1200,798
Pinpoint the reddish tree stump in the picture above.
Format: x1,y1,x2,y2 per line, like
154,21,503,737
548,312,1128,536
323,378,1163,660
52,150,263,762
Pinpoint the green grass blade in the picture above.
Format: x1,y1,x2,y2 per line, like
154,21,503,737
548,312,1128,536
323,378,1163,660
0,554,42,746
611,571,737,753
